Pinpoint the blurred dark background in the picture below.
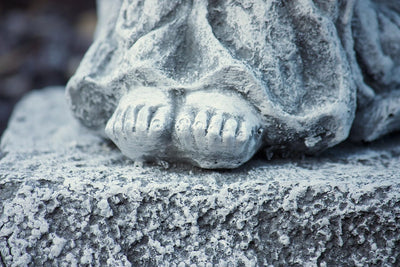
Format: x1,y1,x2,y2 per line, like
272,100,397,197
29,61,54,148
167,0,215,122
0,0,96,135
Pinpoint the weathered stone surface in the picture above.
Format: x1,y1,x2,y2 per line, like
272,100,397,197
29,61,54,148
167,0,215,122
1,88,400,266
350,0,400,141
65,0,400,168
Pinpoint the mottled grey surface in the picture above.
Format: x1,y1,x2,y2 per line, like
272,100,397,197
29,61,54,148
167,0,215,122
1,88,400,266
65,0,400,169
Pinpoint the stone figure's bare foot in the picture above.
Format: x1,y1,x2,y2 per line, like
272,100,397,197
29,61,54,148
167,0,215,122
105,88,173,161
173,91,264,169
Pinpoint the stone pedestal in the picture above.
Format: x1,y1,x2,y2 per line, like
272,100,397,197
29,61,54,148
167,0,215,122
1,87,400,266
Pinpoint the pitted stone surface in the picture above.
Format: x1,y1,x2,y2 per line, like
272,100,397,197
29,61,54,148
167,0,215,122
1,88,400,266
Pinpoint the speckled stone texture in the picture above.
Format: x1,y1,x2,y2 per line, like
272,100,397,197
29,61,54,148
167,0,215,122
1,87,400,266
66,0,400,168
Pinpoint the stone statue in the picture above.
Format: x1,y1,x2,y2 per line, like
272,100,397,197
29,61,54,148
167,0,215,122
66,0,400,169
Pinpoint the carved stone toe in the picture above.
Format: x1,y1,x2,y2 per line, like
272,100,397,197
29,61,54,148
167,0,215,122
105,88,173,161
173,91,264,168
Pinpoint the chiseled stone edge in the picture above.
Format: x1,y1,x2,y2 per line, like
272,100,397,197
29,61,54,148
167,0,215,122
0,88,399,266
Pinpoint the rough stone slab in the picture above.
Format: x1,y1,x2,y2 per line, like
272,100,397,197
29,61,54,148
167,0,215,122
1,87,400,266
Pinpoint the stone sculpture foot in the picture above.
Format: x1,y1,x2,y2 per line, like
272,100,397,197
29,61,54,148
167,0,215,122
173,91,264,169
105,88,173,161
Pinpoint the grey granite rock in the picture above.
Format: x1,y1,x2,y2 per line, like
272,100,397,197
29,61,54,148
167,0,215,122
65,0,400,168
1,87,400,266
